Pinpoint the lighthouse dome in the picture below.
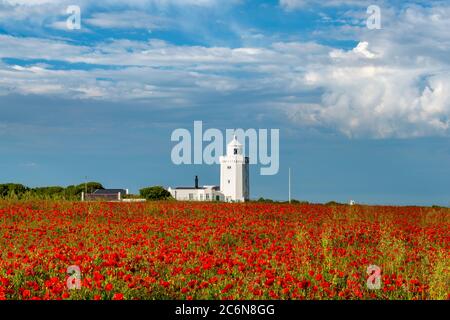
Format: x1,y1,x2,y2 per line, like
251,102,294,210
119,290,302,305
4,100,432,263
227,135,243,156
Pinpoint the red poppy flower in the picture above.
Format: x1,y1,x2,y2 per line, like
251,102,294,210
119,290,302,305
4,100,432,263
22,290,31,299
113,293,124,300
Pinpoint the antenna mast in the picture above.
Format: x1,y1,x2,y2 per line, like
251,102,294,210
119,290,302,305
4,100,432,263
289,168,291,204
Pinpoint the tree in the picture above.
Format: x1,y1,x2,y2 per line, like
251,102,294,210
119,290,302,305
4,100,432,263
325,201,344,206
290,199,309,204
78,182,104,194
64,182,104,200
139,186,172,200
32,186,65,199
0,183,29,198
256,197,274,203
0,182,105,200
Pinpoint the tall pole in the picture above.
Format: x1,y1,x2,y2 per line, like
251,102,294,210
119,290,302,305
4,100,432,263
85,176,87,194
288,168,291,204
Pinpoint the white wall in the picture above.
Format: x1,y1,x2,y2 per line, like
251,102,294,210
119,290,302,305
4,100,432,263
168,188,224,201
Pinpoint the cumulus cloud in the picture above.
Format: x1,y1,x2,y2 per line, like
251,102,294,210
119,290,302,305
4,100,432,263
288,61,450,138
284,4,450,138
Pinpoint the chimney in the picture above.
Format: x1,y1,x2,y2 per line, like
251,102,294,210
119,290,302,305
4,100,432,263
195,175,199,189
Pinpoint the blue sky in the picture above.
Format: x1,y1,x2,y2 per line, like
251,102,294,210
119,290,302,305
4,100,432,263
0,0,449,206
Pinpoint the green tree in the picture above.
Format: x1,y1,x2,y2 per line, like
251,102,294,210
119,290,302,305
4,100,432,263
325,201,344,206
256,197,274,203
77,182,104,194
62,182,104,200
32,186,65,199
139,186,172,200
0,183,29,198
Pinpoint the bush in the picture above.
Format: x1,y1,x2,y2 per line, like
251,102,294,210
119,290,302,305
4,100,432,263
122,194,143,199
139,186,172,201
64,182,104,200
32,186,65,199
290,199,309,204
78,182,104,194
256,197,274,203
0,182,104,200
0,183,29,198
325,201,344,206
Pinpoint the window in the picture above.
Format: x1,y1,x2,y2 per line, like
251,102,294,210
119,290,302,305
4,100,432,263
234,148,238,155
228,180,230,184
206,194,210,200
227,166,231,169
189,193,193,200
200,194,203,201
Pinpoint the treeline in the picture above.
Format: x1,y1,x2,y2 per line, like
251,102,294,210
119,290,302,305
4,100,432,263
254,198,350,206
0,182,104,200
254,197,309,204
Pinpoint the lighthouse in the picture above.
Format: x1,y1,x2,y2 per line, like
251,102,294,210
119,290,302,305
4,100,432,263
168,134,250,202
219,135,250,202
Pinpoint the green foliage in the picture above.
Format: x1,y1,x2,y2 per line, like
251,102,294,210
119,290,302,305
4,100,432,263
325,201,345,206
0,182,104,200
82,182,104,193
0,183,29,198
139,186,172,201
432,205,448,209
254,197,308,204
290,199,309,204
34,186,65,193
62,182,104,200
256,197,274,203
122,194,142,199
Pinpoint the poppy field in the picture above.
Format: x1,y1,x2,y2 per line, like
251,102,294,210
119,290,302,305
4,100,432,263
0,200,448,300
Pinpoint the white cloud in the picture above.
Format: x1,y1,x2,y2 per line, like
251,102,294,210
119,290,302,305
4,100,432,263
20,162,38,168
3,0,223,6
288,63,450,138
274,4,447,138
1,22,449,138
5,0,53,4
352,41,378,59
0,2,449,139
280,0,371,10
285,13,450,138
85,11,169,30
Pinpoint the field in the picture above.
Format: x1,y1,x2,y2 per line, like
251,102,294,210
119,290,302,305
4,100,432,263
0,201,448,300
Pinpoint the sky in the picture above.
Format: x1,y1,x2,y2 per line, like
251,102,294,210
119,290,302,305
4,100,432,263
0,0,449,206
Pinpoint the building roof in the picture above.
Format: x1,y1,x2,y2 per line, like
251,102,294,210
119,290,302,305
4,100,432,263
173,185,219,190
203,185,220,190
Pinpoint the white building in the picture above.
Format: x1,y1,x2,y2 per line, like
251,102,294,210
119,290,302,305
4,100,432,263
168,135,249,202
168,176,224,201
168,185,224,202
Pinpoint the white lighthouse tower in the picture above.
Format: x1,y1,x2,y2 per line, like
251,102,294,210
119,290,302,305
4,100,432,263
219,135,249,202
